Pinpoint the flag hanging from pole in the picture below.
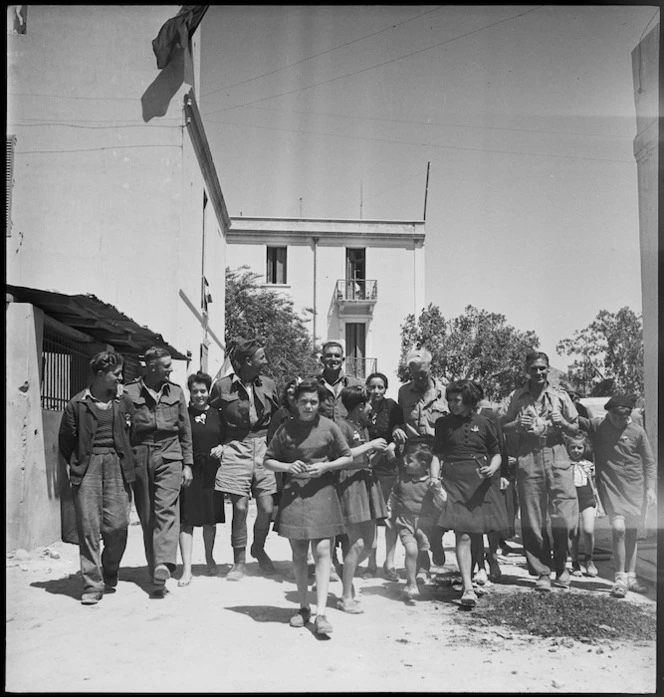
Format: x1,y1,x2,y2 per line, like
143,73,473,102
152,5,208,70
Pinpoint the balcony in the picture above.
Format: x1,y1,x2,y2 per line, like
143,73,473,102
336,279,378,302
345,357,377,380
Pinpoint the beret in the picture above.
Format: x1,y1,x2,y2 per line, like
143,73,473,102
605,394,636,411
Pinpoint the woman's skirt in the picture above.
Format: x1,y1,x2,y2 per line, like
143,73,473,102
276,472,347,540
180,455,225,527
337,468,387,524
437,458,509,535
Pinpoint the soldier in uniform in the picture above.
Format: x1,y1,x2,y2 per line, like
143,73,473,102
209,338,280,581
499,351,580,592
125,346,193,596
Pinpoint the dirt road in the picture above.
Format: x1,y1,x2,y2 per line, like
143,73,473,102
6,503,656,693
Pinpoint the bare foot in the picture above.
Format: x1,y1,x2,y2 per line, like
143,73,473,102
177,573,192,587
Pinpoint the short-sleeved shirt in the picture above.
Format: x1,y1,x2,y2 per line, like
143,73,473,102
433,412,500,461
392,474,431,517
395,378,448,438
264,414,352,475
498,383,578,455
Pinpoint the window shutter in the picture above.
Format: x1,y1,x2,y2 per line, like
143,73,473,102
6,135,16,237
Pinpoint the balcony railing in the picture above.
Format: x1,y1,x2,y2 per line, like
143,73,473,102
345,357,377,380
335,279,378,302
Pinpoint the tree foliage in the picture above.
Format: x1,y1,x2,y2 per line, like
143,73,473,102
398,304,540,400
225,266,320,390
555,307,644,398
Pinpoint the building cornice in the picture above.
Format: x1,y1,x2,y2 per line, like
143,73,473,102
184,90,231,231
228,217,426,246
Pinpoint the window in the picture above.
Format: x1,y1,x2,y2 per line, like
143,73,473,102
7,135,16,236
266,246,287,284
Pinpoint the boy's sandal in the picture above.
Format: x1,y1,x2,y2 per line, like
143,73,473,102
314,615,333,634
610,579,628,598
336,598,364,614
289,607,311,627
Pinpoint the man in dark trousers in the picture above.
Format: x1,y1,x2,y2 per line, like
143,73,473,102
125,346,193,596
58,350,136,605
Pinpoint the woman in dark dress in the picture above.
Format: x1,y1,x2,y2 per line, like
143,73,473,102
178,371,226,587
433,379,509,608
363,372,403,577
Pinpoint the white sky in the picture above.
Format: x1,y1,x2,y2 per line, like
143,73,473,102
199,4,659,368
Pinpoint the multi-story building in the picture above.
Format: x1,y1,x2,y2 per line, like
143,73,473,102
226,216,426,388
6,6,229,550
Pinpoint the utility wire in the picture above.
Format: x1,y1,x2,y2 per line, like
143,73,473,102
206,117,632,164
12,122,181,130
16,144,182,155
202,6,443,99
204,6,543,117
226,104,629,141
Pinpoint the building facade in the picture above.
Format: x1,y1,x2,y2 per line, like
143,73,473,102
6,6,229,550
226,216,426,389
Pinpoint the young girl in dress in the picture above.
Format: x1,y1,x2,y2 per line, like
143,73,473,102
336,386,389,613
263,380,353,635
566,433,599,578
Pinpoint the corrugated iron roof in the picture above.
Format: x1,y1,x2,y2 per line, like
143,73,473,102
6,284,186,360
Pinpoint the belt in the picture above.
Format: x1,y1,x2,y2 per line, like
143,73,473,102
91,446,116,454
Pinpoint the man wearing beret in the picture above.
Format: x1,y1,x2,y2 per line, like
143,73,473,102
125,346,193,596
210,338,280,581
499,351,580,592
580,394,656,597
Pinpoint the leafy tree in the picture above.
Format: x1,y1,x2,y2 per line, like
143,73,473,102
225,266,320,390
398,304,540,401
556,307,644,398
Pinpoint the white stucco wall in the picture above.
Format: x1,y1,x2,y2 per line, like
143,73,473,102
226,218,426,391
6,5,226,386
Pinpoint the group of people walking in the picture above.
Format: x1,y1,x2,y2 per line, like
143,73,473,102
58,338,656,636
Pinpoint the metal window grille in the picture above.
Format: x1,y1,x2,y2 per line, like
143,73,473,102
40,328,90,411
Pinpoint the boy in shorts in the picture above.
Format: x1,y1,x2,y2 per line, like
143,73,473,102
387,443,446,600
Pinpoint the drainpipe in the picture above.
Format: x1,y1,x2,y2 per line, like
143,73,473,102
312,236,319,348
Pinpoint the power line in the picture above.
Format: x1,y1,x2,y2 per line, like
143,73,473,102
201,6,443,100
203,6,543,117
222,104,629,142
8,92,141,102
16,144,182,155
11,122,182,130
205,117,632,164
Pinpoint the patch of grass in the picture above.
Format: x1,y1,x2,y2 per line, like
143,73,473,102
469,591,656,642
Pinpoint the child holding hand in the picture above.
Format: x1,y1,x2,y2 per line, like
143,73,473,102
387,443,446,600
336,386,389,614
566,433,599,577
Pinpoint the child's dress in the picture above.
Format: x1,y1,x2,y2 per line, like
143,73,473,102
572,458,597,512
337,418,387,524
265,414,352,539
